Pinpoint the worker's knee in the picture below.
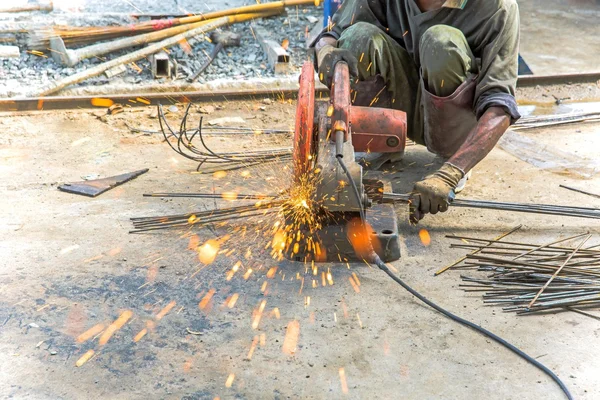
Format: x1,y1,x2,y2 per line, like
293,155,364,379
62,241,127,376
338,22,387,56
419,25,473,95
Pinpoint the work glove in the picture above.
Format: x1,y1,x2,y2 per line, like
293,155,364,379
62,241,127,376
409,163,465,224
316,45,359,88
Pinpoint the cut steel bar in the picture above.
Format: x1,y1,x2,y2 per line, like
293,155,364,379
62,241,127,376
434,225,522,276
559,184,600,200
511,232,590,261
526,234,592,309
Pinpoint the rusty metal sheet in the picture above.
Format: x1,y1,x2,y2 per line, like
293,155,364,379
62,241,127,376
58,169,149,197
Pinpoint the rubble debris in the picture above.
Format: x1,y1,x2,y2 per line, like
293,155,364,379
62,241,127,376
197,105,215,114
29,12,282,97
252,24,291,75
188,31,242,82
207,116,246,126
151,50,176,79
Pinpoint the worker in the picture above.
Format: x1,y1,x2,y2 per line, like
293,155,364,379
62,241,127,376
313,0,520,223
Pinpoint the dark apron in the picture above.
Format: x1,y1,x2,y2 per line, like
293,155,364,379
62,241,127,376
420,74,478,159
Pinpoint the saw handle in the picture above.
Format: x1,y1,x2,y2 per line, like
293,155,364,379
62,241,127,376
331,62,351,142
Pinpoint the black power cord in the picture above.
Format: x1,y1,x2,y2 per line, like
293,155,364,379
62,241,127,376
335,153,573,400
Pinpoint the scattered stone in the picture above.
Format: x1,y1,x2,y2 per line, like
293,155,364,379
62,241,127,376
306,15,319,24
197,105,215,114
259,106,267,111
262,98,272,105
207,116,246,126
168,105,179,113
148,108,159,119
28,323,40,328
49,350,57,355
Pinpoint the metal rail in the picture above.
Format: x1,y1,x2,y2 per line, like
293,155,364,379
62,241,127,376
1,72,599,113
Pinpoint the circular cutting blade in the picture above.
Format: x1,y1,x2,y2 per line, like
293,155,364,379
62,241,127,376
293,61,316,181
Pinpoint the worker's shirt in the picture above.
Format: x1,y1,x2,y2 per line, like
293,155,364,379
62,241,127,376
319,0,521,122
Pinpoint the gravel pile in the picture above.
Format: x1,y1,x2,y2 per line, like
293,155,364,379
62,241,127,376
0,3,323,97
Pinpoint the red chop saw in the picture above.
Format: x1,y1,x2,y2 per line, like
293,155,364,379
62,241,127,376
286,61,407,263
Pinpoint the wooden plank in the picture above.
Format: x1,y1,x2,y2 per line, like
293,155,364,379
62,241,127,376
0,45,20,58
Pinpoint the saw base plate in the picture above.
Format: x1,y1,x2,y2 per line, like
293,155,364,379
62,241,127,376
283,203,400,263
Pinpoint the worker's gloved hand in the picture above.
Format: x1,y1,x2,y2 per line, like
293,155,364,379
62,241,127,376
409,163,465,224
317,45,359,88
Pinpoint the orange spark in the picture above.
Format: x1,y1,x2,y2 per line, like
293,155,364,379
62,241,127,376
252,300,267,329
188,234,200,250
225,373,235,388
419,229,431,246
76,323,105,344
107,247,121,256
282,320,300,355
133,328,147,342
99,310,133,346
221,191,238,201
270,307,280,319
90,98,114,108
349,276,360,293
247,336,259,360
339,368,349,394
199,289,216,310
197,239,220,264
356,313,363,328
75,349,95,367
156,300,176,320
266,266,278,278
227,293,239,309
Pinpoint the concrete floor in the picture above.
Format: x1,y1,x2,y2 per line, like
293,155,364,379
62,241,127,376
1,101,599,399
518,0,600,74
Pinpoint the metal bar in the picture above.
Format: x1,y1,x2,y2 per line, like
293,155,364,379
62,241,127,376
526,235,592,309
2,71,599,113
434,225,522,276
559,184,600,200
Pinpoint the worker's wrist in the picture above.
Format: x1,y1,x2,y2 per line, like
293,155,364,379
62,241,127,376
435,162,465,188
315,37,337,53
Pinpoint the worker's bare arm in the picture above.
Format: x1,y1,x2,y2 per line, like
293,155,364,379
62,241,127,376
447,106,511,173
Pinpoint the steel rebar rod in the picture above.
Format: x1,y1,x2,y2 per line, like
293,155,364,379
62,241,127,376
384,193,600,220
434,225,522,276
526,235,592,309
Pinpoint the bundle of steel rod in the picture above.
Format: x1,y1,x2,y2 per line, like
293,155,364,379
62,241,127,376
512,111,600,131
158,104,292,173
383,193,600,220
26,0,315,49
130,199,283,233
448,233,600,317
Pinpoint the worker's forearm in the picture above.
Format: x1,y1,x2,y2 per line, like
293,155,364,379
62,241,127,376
447,107,511,173
315,36,337,53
